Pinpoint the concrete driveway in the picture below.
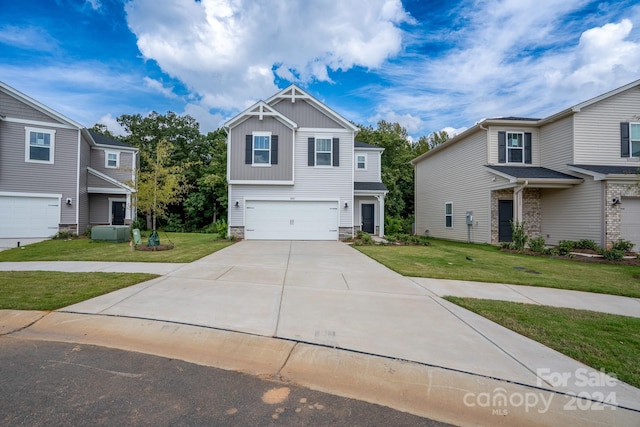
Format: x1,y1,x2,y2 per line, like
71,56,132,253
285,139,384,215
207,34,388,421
60,240,640,415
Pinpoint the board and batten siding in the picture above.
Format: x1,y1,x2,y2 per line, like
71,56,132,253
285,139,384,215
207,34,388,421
90,148,135,183
487,126,540,165
540,178,604,246
228,116,293,182
539,115,574,172
228,129,354,229
354,149,381,182
0,91,61,123
0,121,79,225
414,129,492,243
271,99,343,129
573,86,640,165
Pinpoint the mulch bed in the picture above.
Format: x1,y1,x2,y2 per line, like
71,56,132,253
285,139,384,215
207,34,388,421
134,244,174,251
500,248,640,266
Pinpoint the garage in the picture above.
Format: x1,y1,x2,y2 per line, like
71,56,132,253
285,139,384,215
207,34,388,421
621,197,640,251
0,194,60,238
245,200,339,240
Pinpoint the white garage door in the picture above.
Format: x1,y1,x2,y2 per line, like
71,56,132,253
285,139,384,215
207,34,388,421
245,200,339,240
621,198,640,252
0,195,60,238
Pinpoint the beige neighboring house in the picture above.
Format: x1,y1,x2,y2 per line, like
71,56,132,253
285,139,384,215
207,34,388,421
412,79,640,250
0,81,138,238
225,84,388,240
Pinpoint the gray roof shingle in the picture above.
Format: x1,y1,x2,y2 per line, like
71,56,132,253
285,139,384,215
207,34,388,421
570,164,640,175
88,130,136,149
486,165,580,180
354,182,388,191
354,141,381,149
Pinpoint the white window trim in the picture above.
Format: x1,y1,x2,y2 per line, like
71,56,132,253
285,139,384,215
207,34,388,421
506,132,524,164
105,150,120,168
25,127,55,164
356,153,367,170
252,131,271,167
315,135,333,168
631,122,640,158
445,202,453,228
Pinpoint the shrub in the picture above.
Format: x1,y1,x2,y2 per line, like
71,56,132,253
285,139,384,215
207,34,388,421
611,239,634,253
500,241,515,250
53,231,77,240
214,218,228,239
132,216,147,231
529,236,546,253
163,213,184,232
557,240,576,256
575,239,600,251
601,249,624,261
356,230,374,245
384,217,404,236
510,220,528,251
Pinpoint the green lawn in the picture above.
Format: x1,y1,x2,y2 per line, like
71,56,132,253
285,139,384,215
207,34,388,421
0,232,233,263
0,271,158,310
356,240,640,298
444,297,640,389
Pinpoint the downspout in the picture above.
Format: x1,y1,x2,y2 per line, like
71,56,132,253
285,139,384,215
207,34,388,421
513,180,529,223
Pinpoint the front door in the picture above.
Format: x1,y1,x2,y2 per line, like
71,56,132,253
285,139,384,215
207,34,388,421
362,204,375,234
498,200,513,242
112,201,126,225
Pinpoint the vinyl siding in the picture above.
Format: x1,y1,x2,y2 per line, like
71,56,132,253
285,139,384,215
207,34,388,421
354,150,381,182
574,86,640,165
271,99,344,129
414,129,492,242
540,178,604,246
487,126,540,165
229,129,354,228
89,194,110,224
90,148,135,183
0,91,62,123
228,116,293,181
78,136,91,233
539,115,574,172
0,120,79,225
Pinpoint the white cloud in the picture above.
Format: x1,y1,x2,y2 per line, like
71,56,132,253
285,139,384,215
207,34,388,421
0,25,58,51
85,0,102,11
98,113,126,136
143,77,178,99
368,109,424,134
124,0,411,111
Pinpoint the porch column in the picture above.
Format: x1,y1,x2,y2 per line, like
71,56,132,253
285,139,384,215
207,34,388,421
513,181,528,223
377,195,385,237
125,193,132,220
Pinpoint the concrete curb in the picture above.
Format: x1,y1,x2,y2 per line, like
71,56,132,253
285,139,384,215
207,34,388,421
5,310,639,427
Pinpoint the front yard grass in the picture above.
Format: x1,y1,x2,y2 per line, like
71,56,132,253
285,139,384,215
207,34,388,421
356,240,640,298
0,271,158,310
444,297,640,389
0,232,233,263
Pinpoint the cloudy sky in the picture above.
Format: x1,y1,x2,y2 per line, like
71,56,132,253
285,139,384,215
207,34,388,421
1,0,639,138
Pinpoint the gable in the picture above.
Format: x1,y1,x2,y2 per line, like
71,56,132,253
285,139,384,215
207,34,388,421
0,90,65,125
271,99,345,129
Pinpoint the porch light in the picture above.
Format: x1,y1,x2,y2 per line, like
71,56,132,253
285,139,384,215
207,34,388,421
344,202,348,208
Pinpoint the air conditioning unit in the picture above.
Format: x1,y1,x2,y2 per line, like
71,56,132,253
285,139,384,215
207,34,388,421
91,225,130,243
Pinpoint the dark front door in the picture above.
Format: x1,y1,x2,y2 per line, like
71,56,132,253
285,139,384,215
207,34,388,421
112,201,126,225
362,204,375,234
498,200,513,242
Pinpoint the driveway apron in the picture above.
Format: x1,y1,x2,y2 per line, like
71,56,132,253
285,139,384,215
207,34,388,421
62,240,640,411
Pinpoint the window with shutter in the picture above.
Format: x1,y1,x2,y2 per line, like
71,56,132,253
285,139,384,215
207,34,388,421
630,123,640,158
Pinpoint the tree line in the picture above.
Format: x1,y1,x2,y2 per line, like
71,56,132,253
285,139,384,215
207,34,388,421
90,113,448,234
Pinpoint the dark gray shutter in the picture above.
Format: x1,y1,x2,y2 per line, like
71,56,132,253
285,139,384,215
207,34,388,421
621,122,630,158
524,132,532,164
245,135,252,164
308,137,315,166
271,135,278,165
332,138,340,167
498,131,506,163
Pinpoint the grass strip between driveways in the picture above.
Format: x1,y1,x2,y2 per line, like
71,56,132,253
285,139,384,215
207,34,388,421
0,271,158,311
356,240,640,298
444,297,640,389
0,232,233,263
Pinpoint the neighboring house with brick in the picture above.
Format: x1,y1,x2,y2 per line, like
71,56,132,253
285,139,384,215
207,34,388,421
412,79,640,250
0,81,138,238
225,84,388,240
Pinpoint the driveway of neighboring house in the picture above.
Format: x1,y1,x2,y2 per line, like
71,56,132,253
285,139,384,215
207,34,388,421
0,238,47,252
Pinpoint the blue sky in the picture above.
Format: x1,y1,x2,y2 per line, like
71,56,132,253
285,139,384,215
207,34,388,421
1,0,639,139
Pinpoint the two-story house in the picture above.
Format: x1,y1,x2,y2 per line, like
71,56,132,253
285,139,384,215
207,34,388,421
225,85,387,240
0,81,138,238
412,79,640,250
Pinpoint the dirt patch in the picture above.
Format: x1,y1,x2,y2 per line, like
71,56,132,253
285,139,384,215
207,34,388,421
134,244,174,251
261,387,290,405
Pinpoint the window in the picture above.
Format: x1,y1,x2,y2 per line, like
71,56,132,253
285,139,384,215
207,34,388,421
105,151,120,168
316,138,332,166
445,202,453,228
253,134,270,165
631,123,640,157
507,132,524,163
356,154,367,170
25,128,55,164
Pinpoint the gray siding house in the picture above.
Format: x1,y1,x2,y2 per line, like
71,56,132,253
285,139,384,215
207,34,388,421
0,82,138,238
225,85,388,240
412,79,640,250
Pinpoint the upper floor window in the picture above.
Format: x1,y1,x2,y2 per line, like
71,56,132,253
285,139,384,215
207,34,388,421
308,137,339,167
498,131,531,164
356,154,367,170
445,202,453,228
253,134,270,165
316,138,332,166
105,151,120,168
25,127,55,164
631,123,640,157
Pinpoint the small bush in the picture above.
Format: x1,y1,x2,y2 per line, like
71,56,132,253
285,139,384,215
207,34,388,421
575,239,600,251
611,239,634,253
543,247,558,256
529,236,546,253
510,221,528,251
214,219,228,239
601,249,625,261
500,241,515,250
132,216,147,231
357,230,374,245
384,217,404,236
53,231,77,240
163,213,184,232
557,240,576,256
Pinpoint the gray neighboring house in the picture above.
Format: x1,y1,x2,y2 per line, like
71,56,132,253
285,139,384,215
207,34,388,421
412,79,640,250
225,84,388,240
0,81,138,238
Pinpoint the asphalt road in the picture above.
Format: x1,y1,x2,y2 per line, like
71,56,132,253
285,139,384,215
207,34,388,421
0,338,453,427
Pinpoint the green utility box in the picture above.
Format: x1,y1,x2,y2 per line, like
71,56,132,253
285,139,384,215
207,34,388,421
91,225,131,243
